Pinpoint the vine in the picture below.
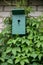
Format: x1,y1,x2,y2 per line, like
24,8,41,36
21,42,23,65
0,16,43,65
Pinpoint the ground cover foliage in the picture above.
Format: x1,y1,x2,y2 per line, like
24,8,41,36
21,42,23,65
0,10,43,65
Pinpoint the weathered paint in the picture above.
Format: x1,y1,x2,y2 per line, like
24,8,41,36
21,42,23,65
12,15,25,34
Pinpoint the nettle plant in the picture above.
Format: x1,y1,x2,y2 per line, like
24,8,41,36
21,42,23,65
0,16,43,65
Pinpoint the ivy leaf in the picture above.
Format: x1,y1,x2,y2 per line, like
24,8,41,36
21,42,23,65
38,54,42,60
7,59,13,64
36,41,41,48
18,38,22,42
26,39,30,46
6,47,12,53
40,36,43,41
28,47,33,52
27,28,30,33
11,56,15,60
7,39,13,44
15,58,20,64
23,59,29,63
22,39,26,44
15,37,21,42
31,52,37,58
12,47,21,56
20,58,29,65
32,22,36,26
1,52,6,59
0,38,4,45
12,48,17,56
28,34,33,39
27,54,30,57
32,62,38,65
7,39,17,44
20,61,25,65
1,62,8,65
0,57,5,62
41,42,43,47
36,23,39,28
16,47,21,52
22,47,29,53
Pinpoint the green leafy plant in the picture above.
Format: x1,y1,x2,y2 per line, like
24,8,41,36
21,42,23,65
0,1,43,65
0,16,43,65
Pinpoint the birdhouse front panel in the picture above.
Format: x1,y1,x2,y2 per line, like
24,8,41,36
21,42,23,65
12,15,25,34
12,9,25,34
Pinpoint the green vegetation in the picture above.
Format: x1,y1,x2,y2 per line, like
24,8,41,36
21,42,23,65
0,15,43,65
0,0,43,65
0,1,43,64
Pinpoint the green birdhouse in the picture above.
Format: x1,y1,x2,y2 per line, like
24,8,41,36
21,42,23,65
12,8,25,34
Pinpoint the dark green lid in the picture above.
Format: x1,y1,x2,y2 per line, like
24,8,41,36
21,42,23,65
12,8,25,15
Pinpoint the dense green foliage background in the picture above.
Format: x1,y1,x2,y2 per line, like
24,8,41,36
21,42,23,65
0,15,43,65
0,0,43,65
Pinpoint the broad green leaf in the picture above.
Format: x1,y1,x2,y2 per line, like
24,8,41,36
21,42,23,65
0,38,4,44
26,39,30,46
32,22,36,26
27,54,30,57
26,39,32,46
22,47,29,53
15,58,20,64
15,37,21,42
12,48,17,56
32,62,40,65
41,42,43,47
7,59,13,64
28,47,33,52
32,63,37,65
1,62,8,65
38,54,42,60
18,38,22,42
6,47,12,53
0,57,5,62
21,58,29,64
20,61,25,65
40,36,43,41
21,53,25,57
16,47,21,52
11,56,15,60
31,52,37,58
12,47,21,55
2,52,6,59
24,59,29,63
27,28,30,33
28,34,33,39
22,39,26,44
36,41,41,48
7,39,17,44
36,23,39,28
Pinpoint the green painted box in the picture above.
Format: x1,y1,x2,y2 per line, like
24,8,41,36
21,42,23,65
12,9,25,34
